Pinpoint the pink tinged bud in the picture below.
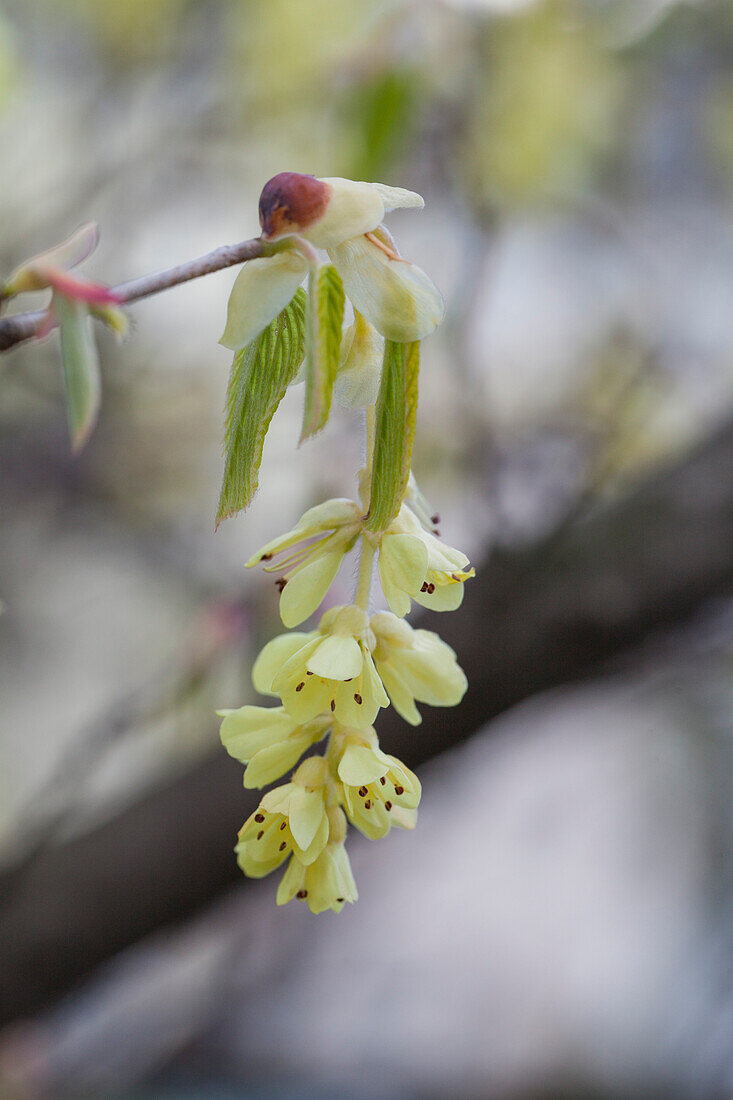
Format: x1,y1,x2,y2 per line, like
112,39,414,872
258,172,331,240
41,267,122,307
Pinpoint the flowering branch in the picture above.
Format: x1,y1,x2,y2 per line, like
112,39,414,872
0,236,265,353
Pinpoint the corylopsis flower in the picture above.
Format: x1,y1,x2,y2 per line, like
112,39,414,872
220,173,445,351
379,503,475,617
253,605,388,730
276,806,358,914
219,705,329,788
336,727,420,840
247,498,362,628
235,756,330,877
371,611,468,726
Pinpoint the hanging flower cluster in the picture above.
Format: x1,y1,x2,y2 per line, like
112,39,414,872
218,174,473,913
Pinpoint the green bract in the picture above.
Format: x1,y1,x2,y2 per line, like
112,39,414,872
216,289,306,525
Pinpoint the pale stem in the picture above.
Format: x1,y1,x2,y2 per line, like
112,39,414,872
0,235,268,353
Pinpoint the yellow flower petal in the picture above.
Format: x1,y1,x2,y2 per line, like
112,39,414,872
338,743,388,786
306,633,363,680
413,581,465,612
219,705,295,762
287,786,326,852
279,551,344,628
252,632,315,695
243,735,311,789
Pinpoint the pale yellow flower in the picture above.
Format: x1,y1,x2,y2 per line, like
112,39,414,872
247,498,362,627
220,173,444,351
379,503,475,617
218,704,329,789
370,611,468,726
252,605,388,730
336,727,420,840
276,806,358,914
235,756,329,878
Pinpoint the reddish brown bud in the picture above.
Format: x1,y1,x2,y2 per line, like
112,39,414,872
258,172,330,240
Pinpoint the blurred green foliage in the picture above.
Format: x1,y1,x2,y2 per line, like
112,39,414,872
466,0,623,208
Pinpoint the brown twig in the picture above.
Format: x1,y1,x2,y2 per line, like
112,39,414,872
0,237,266,353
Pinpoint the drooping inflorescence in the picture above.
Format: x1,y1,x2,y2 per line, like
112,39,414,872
217,173,473,913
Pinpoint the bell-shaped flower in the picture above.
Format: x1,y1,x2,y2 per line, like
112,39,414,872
247,498,362,628
379,503,475,617
218,704,329,788
276,806,358,914
235,756,330,878
370,611,468,726
220,173,444,352
253,605,389,730
336,727,420,840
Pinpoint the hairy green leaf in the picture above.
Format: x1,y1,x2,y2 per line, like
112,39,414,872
55,294,101,453
300,263,345,442
366,339,420,533
216,288,306,526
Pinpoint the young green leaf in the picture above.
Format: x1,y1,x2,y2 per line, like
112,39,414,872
300,263,345,442
216,289,306,526
55,294,102,453
366,339,420,532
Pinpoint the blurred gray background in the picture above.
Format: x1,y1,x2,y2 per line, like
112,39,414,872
3,0,733,1096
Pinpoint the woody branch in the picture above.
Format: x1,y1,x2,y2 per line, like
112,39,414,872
0,236,266,353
